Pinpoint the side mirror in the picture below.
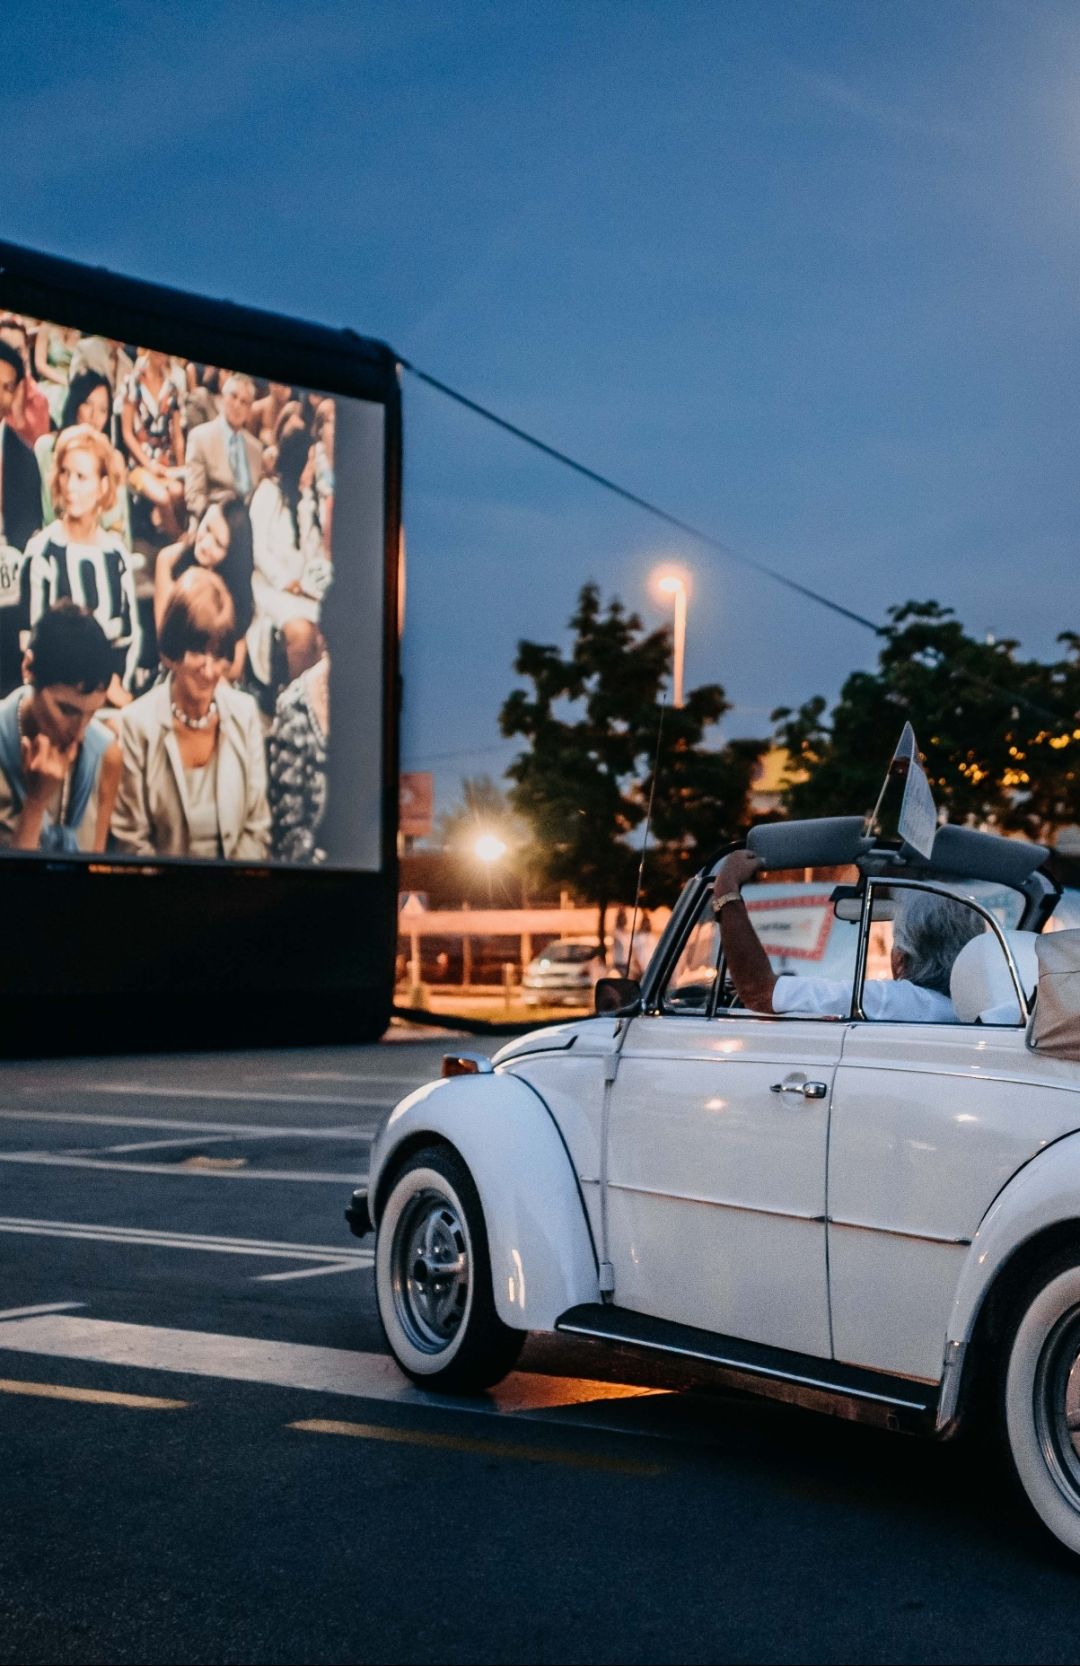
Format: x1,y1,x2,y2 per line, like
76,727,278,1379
594,976,641,1016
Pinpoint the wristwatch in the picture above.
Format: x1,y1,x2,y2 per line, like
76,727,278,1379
712,891,742,917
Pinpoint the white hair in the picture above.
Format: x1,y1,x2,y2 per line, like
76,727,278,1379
222,373,255,399
893,888,984,996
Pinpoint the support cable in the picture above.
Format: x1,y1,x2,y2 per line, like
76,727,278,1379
400,358,1072,733
400,361,882,635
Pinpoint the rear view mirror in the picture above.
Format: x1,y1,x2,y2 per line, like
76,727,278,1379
831,893,894,924
831,885,863,923
595,977,641,1016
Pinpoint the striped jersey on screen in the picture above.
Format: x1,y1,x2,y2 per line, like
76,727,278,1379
24,528,141,688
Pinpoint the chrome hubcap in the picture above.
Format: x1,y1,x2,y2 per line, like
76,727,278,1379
391,1187,470,1354
1034,1310,1080,1504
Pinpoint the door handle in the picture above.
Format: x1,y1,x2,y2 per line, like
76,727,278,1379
770,1079,828,1100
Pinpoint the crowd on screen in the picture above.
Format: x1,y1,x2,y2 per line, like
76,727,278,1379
0,314,335,863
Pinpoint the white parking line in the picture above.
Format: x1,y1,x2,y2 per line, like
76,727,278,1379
0,1216,372,1267
254,1262,367,1283
284,1072,425,1088
0,1301,86,1321
0,1110,373,1138
0,1314,665,1423
0,1153,361,1183
89,1129,371,1156
89,1133,254,1155
86,1085,400,1108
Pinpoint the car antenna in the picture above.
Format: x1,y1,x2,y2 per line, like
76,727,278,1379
624,698,667,980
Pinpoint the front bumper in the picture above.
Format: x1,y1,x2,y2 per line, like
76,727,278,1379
523,983,592,1005
344,1186,372,1239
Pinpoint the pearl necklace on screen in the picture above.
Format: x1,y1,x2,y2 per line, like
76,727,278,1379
171,699,218,731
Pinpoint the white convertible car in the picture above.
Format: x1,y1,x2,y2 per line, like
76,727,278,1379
348,817,1080,1556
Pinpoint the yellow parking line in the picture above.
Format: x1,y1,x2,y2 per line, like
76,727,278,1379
0,1377,189,1410
289,1417,664,1476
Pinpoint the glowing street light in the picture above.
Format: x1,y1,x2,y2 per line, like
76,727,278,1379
653,567,690,708
473,831,509,864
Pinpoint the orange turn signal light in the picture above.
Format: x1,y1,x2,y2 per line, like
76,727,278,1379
440,1053,493,1079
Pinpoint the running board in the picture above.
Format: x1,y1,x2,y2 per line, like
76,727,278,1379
555,1304,939,1434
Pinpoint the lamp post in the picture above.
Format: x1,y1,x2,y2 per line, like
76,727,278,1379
655,571,689,708
473,831,515,1007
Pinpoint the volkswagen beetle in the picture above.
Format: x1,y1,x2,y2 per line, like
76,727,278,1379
349,817,1080,1557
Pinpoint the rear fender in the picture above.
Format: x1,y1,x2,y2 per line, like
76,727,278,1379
948,1130,1080,1354
369,1073,599,1331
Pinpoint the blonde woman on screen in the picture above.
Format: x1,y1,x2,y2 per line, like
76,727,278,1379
25,424,140,705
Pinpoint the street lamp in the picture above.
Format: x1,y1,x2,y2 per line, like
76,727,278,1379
653,568,689,708
473,831,508,864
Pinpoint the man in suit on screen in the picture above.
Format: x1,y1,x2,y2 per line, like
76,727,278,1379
184,373,263,520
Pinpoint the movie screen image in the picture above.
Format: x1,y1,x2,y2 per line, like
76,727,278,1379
0,313,385,871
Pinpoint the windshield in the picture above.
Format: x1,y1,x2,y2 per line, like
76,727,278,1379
542,943,599,964
1048,888,1080,931
925,876,1026,929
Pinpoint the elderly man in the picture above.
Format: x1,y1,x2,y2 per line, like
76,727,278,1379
184,373,263,519
712,849,982,1022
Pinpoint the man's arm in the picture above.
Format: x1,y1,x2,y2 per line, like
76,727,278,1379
712,850,777,1013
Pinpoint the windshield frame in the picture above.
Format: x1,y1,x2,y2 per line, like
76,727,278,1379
852,875,1031,1025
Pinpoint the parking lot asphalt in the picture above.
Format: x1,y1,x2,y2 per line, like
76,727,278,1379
2,1030,1080,1665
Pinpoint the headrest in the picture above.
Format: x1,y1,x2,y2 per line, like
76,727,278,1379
950,930,1039,1024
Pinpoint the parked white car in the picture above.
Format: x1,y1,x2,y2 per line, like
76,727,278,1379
349,816,1080,1557
521,938,613,1007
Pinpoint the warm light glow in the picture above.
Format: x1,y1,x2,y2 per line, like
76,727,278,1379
649,563,692,604
473,832,508,863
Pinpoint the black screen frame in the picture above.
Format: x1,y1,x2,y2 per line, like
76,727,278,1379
0,239,401,1052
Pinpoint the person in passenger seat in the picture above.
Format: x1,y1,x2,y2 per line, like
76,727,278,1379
712,849,982,1022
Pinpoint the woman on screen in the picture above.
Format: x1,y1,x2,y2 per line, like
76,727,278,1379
111,569,269,861
154,497,253,680
247,424,323,689
268,648,329,863
121,349,187,541
24,425,141,705
34,372,130,540
33,321,79,426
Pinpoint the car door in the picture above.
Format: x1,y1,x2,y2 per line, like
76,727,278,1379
604,884,855,1358
827,877,1070,1382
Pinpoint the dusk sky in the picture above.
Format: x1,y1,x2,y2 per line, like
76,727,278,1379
4,0,1078,815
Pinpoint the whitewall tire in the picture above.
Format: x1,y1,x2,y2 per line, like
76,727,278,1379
375,1145,525,1392
1004,1258,1080,1556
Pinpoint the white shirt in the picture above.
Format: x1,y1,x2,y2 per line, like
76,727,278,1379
771,975,958,1024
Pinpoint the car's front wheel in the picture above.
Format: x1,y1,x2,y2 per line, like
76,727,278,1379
1003,1255,1080,1555
375,1144,525,1392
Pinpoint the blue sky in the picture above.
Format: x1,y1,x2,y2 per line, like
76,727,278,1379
3,0,1078,812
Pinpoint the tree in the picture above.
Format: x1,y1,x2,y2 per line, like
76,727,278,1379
773,600,1080,840
500,582,766,940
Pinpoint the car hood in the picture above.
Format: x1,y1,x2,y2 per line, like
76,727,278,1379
493,1016,621,1066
